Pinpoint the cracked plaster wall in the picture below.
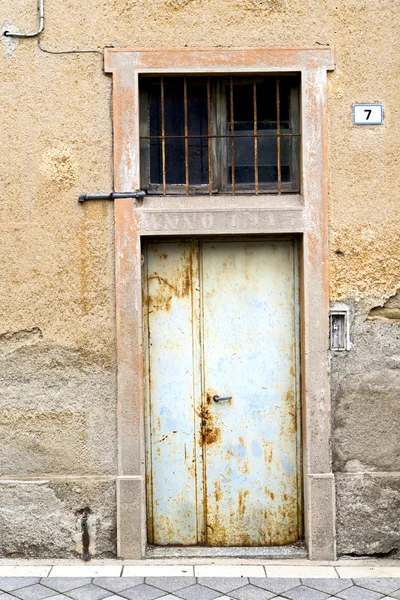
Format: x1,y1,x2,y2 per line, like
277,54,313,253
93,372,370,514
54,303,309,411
0,0,399,557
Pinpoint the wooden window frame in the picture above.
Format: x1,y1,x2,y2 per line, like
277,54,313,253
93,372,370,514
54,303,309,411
139,74,301,196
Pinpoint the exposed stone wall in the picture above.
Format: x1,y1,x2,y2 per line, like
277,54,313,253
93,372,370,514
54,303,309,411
331,299,400,556
0,480,116,558
0,344,117,477
0,343,117,557
1,0,399,557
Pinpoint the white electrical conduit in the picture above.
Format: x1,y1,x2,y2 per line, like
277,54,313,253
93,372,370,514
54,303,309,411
4,0,44,38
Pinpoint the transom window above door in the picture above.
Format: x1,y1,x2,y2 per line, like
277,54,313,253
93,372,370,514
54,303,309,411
139,74,301,196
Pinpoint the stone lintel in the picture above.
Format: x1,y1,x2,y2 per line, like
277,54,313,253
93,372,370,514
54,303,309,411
139,208,304,236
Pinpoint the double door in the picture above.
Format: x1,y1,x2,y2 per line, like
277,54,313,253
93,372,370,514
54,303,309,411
143,237,301,546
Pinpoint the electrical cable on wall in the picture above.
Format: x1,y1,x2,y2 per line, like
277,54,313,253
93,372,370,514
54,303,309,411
38,39,104,57
3,0,105,57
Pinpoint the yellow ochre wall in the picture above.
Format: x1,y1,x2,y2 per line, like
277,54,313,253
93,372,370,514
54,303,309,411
0,0,399,557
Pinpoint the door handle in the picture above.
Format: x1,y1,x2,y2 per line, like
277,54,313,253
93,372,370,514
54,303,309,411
213,395,232,403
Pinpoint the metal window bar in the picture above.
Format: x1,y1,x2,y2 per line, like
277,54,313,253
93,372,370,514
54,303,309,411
161,77,166,196
140,133,300,139
276,77,281,195
184,77,189,196
140,76,300,196
229,77,235,196
207,77,213,196
253,81,259,196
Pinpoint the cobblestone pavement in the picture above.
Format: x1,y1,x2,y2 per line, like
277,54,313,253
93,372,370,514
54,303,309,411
1,577,400,600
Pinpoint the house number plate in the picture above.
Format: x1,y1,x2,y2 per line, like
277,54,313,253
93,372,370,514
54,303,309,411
353,104,383,125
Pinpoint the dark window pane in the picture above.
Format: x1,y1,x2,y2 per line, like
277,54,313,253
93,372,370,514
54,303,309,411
228,83,254,185
281,136,290,173
279,79,290,123
149,82,161,137
231,83,254,125
187,79,209,185
188,137,209,185
164,77,184,137
166,138,185,185
149,138,186,187
229,135,255,185
149,139,162,184
187,78,208,136
233,165,256,185
257,78,277,131
258,136,278,184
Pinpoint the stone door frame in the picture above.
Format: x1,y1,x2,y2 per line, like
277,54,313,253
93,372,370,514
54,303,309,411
104,47,336,560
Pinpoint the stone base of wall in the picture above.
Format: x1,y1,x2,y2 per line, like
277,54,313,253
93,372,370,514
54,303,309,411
0,342,118,558
332,297,400,557
336,474,400,556
0,479,116,558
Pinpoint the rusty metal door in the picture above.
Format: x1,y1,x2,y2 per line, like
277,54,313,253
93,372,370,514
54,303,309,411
143,238,301,547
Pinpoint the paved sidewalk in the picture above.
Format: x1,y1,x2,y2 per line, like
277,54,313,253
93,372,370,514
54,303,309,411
1,564,400,600
1,575,400,600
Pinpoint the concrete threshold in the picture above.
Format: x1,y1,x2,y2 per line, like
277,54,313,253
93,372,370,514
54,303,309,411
146,544,307,559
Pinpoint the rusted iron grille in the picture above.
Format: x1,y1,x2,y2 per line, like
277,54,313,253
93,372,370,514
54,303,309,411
139,75,301,196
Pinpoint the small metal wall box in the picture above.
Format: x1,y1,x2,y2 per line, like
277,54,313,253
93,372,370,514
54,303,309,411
329,303,351,351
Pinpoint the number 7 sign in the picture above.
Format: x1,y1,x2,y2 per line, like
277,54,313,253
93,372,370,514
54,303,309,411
353,104,383,125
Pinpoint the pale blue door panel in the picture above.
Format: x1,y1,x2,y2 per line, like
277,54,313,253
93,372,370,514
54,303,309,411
144,241,201,545
201,240,300,546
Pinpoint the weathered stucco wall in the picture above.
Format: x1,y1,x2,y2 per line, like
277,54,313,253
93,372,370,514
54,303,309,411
1,0,399,557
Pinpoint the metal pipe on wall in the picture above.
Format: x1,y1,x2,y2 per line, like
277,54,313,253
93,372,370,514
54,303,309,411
4,0,44,38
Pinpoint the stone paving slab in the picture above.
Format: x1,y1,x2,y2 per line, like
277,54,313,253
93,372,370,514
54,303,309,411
10,583,57,600
303,579,353,595
41,579,92,593
198,578,248,593
335,586,385,600
117,584,168,600
195,567,265,578
94,578,145,593
50,567,122,578
0,568,51,578
124,567,193,578
337,568,400,580
0,578,41,592
65,583,113,600
144,578,197,593
283,585,331,599
265,567,337,579
248,579,300,594
228,584,275,599
172,583,222,600
353,579,400,595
